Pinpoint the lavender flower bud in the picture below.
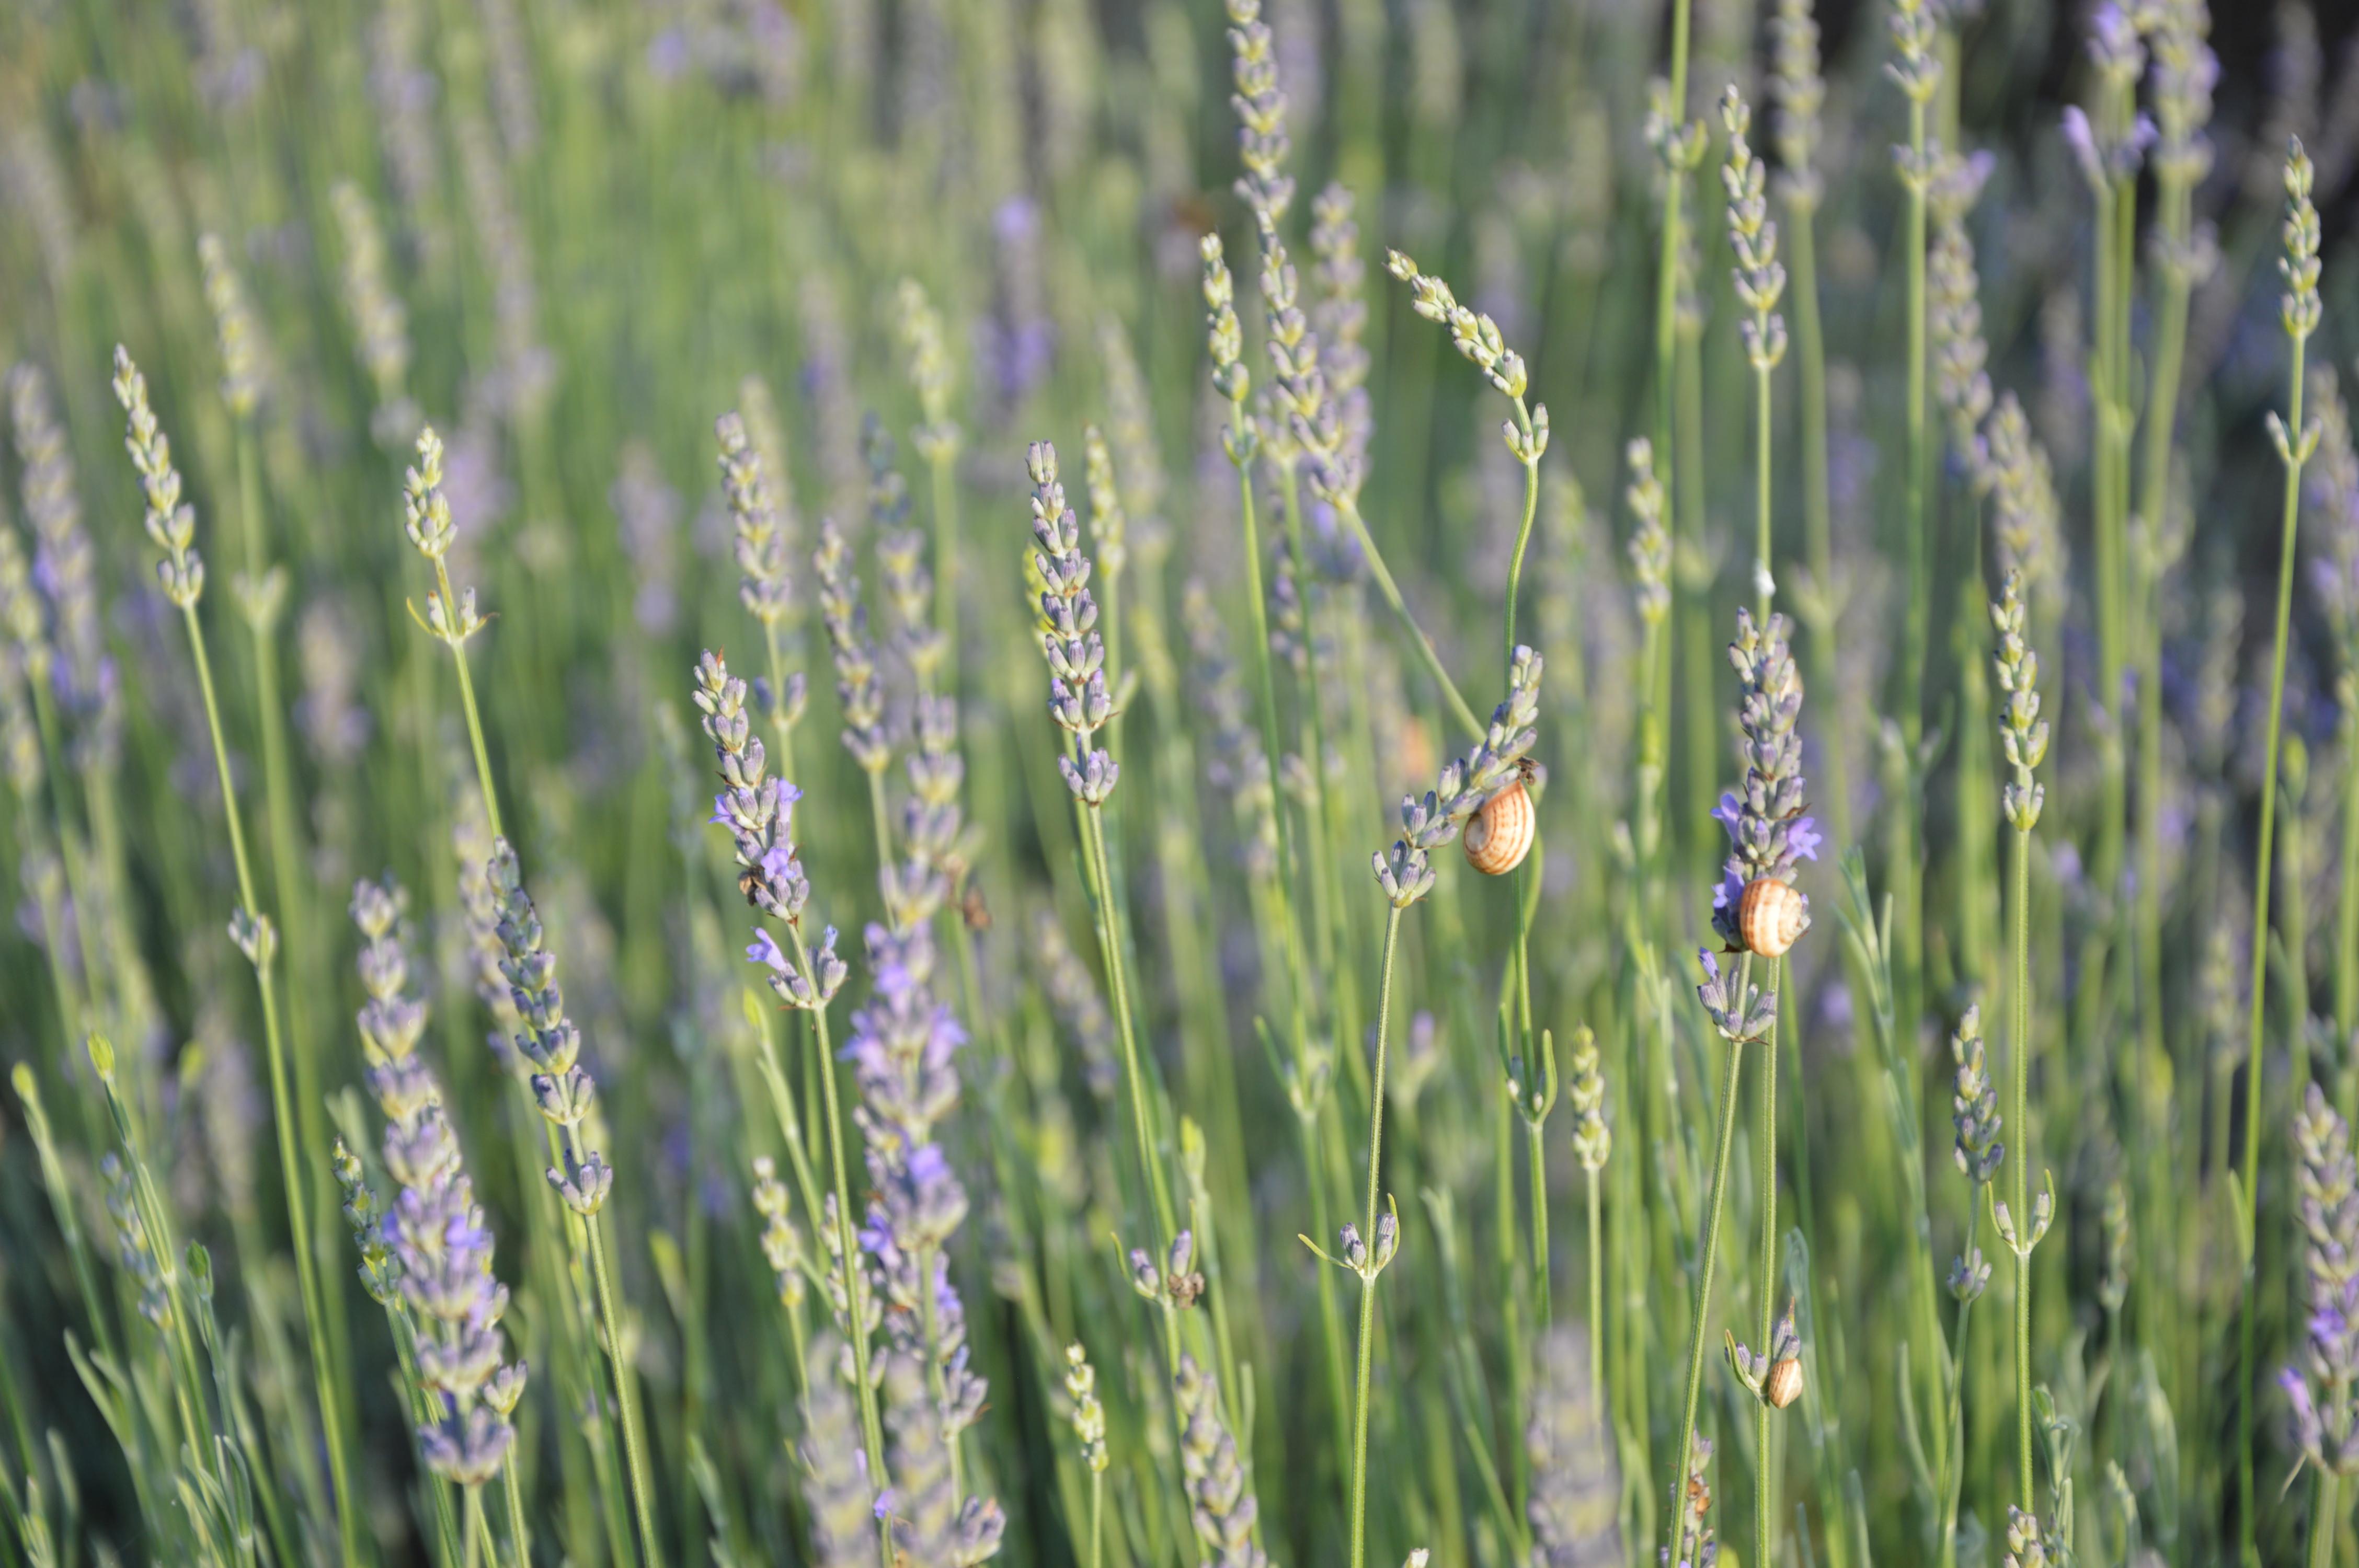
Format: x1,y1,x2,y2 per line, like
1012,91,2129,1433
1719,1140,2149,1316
1950,1005,2004,1184
110,347,206,609
1175,1353,1267,1566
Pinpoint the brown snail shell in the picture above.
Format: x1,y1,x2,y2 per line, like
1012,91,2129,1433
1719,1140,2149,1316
1736,875,1807,958
1765,1356,1804,1410
1463,779,1536,875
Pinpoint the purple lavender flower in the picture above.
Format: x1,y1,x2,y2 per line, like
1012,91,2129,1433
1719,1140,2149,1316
1708,609,1813,949
2284,1085,2359,1478
486,841,615,1218
1374,645,1543,908
1025,443,1119,806
846,919,989,1482
349,874,523,1488
815,516,890,774
7,363,117,765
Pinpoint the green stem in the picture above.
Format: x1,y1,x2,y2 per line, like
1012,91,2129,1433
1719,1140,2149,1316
1081,804,1178,1239
1670,955,1753,1551
1528,1117,1551,1334
585,1209,663,1567
2011,814,2034,1514
1653,0,1693,459
931,449,960,677
1585,1169,1605,1411
1086,1469,1103,1568
434,559,506,841
785,921,890,1561
1757,954,1781,1568
179,602,360,1567
2315,1467,2343,1568
1228,407,1324,1118
502,1456,531,1568
1347,906,1405,1568
1334,497,1481,736
2243,326,2313,1568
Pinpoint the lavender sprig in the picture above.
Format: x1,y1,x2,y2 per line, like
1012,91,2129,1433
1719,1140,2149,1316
1025,442,1119,807
484,839,662,1563
717,410,808,742
1707,609,1816,948
1372,645,1542,909
349,876,524,1490
2284,1086,2359,1481
815,516,891,775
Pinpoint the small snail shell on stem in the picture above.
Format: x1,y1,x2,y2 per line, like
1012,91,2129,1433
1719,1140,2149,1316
1765,1356,1804,1410
1463,770,1537,876
1736,875,1807,958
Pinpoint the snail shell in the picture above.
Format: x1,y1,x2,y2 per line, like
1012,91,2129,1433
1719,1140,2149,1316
1463,779,1536,876
1736,875,1807,957
1765,1356,1804,1410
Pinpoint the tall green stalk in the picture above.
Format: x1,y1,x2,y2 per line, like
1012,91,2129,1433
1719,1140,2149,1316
787,921,892,1567
2241,139,2324,1568
110,350,362,1567
1343,906,1405,1568
1993,570,2051,1516
1669,967,1749,1549
1892,0,1939,1057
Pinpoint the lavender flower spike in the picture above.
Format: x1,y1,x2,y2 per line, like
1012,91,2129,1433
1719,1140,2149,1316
2283,1085,2359,1479
1708,609,1814,949
485,840,613,1216
1374,644,1543,909
692,648,849,1011
349,874,523,1486
1024,442,1119,806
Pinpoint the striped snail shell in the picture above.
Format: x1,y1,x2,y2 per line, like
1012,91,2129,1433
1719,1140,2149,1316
1463,777,1536,876
1736,875,1807,958
1765,1356,1804,1410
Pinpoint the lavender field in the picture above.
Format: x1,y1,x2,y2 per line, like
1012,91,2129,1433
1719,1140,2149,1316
0,0,2355,1563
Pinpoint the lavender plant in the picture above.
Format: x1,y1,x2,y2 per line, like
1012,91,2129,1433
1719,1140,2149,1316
3,6,2356,1566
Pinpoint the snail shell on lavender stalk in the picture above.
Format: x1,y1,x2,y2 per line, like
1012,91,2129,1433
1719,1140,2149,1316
1736,875,1807,958
1765,1356,1804,1410
1462,774,1536,876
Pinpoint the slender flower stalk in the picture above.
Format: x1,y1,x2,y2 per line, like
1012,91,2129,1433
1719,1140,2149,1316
1380,248,1551,1088
2242,137,2327,1564
109,345,361,1568
1354,649,1542,1568
1941,1003,2002,1564
1719,86,1788,627
487,841,663,1566
716,410,807,775
1675,609,1811,1554
693,650,888,1511
2133,1,2218,1100
1649,0,1703,463
346,877,529,1550
403,427,504,839
1770,0,1846,851
1990,571,2054,1513
1886,0,1942,1069
1720,95,1795,1568
1023,441,1177,1239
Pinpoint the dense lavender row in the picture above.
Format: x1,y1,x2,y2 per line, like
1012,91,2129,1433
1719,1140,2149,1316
4,0,2359,1564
